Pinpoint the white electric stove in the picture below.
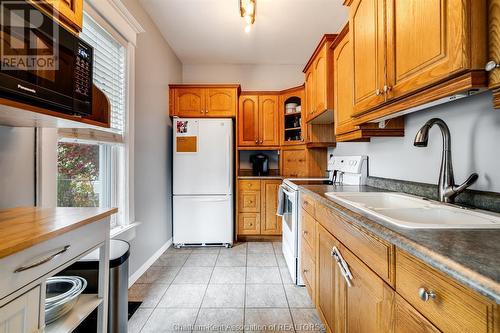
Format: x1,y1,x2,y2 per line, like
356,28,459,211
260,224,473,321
280,155,368,285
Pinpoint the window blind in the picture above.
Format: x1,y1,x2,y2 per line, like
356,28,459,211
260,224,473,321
80,13,126,134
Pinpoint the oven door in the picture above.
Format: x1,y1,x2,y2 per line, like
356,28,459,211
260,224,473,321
280,184,299,283
0,1,93,115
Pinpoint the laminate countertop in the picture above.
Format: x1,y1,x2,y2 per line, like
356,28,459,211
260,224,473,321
0,207,118,259
237,169,283,180
299,184,500,304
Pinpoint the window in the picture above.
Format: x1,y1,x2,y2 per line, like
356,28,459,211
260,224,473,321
56,12,128,229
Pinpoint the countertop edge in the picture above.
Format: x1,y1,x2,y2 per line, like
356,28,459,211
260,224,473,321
0,207,118,259
298,186,500,304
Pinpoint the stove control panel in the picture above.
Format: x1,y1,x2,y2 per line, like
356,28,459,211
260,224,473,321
328,155,368,185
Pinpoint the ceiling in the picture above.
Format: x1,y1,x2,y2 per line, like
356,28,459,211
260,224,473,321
139,0,348,65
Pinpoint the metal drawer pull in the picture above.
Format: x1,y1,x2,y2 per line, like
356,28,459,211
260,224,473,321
418,288,436,302
14,245,71,273
331,246,353,287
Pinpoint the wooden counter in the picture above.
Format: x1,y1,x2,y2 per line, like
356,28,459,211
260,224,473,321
0,207,117,259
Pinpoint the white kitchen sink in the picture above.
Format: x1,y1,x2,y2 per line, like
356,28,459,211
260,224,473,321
325,192,500,229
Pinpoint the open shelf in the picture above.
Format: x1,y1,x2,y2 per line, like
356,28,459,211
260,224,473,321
284,111,302,117
284,127,301,131
45,294,102,333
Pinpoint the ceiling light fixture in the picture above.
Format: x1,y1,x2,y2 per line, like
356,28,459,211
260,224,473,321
239,0,256,33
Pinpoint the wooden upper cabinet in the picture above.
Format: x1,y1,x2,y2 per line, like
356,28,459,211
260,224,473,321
350,0,386,116
205,88,238,117
238,94,279,147
303,35,336,123
31,0,83,33
258,95,279,146
238,95,259,146
174,88,205,117
260,180,282,235
169,85,239,118
488,0,500,107
334,26,356,136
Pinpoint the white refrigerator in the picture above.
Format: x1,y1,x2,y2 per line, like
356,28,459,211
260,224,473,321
172,118,233,247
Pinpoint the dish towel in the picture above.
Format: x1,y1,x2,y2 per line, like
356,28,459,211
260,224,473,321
276,185,286,217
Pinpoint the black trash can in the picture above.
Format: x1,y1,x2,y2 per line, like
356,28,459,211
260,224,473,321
61,239,130,333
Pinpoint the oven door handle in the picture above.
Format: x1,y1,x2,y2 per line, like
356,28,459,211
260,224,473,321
280,185,296,198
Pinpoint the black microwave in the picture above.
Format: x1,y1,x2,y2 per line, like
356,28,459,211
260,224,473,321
0,1,93,116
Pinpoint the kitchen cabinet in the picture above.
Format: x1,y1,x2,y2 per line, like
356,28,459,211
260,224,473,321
281,146,327,178
31,0,83,33
303,35,337,124
345,0,487,123
169,85,240,118
0,287,40,333
280,86,306,146
237,179,281,238
238,94,279,147
488,0,500,108
394,294,440,333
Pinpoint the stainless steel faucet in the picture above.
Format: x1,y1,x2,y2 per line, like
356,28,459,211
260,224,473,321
414,118,478,203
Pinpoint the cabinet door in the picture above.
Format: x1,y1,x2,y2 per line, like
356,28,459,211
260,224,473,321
394,294,440,333
340,244,394,333
350,0,386,116
238,213,261,235
238,96,259,146
258,95,280,146
34,0,83,32
489,0,500,90
385,0,468,100
260,180,282,235
305,69,316,120
316,224,344,333
281,149,308,178
174,88,205,117
205,88,237,117
314,46,328,114
334,31,356,135
0,286,40,333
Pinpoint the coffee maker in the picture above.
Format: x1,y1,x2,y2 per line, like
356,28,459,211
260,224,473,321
250,153,269,176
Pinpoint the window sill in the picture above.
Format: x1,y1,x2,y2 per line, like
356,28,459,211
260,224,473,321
110,221,140,240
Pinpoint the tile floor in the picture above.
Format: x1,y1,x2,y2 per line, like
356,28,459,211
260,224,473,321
128,242,325,333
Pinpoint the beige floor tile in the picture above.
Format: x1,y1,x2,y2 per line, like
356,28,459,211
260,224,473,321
202,284,245,308
245,285,288,308
247,242,275,254
153,252,190,267
244,308,294,332
275,254,288,268
191,247,222,254
278,267,294,285
194,308,244,332
172,266,213,284
272,242,283,254
136,266,181,284
220,242,247,255
141,308,198,333
165,246,193,254
184,253,219,267
128,283,169,308
284,285,314,308
216,254,247,267
247,253,277,267
210,267,246,284
157,284,207,308
246,267,282,284
290,309,326,333
128,308,153,333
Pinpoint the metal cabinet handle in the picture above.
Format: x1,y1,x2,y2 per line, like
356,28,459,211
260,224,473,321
259,140,263,144
255,139,259,144
14,245,71,273
303,269,309,274
205,109,208,113
486,61,500,72
303,230,308,235
331,246,353,287
200,110,204,114
375,88,382,96
418,288,436,302
383,85,392,93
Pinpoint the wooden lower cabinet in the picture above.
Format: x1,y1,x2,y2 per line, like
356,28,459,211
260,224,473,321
237,179,282,237
394,294,439,333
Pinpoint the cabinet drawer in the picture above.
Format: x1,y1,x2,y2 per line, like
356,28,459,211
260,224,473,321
394,294,440,333
315,202,394,285
238,213,261,235
0,219,107,301
396,250,496,333
238,180,261,192
300,241,315,302
300,209,316,250
300,193,316,218
238,191,261,213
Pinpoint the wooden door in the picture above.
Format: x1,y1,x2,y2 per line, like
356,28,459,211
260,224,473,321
260,180,282,235
385,0,469,101
205,88,237,117
340,243,394,333
394,294,440,333
281,148,308,178
350,0,386,116
489,0,500,90
238,96,259,146
258,95,280,146
238,213,261,235
174,88,205,117
0,286,40,333
316,224,344,333
305,69,316,120
334,28,356,136
314,46,327,114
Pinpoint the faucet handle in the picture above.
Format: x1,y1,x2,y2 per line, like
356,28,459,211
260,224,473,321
454,173,479,195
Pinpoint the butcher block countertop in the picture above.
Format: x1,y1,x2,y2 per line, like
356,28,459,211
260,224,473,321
0,207,118,259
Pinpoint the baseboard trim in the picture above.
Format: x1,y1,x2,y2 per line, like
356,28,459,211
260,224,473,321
128,238,172,288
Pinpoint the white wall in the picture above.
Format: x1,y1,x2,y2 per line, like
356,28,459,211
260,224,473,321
183,64,304,90
121,0,183,275
331,92,500,193
0,127,35,208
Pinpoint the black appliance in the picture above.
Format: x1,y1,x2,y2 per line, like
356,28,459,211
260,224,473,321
250,153,269,176
0,0,93,116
